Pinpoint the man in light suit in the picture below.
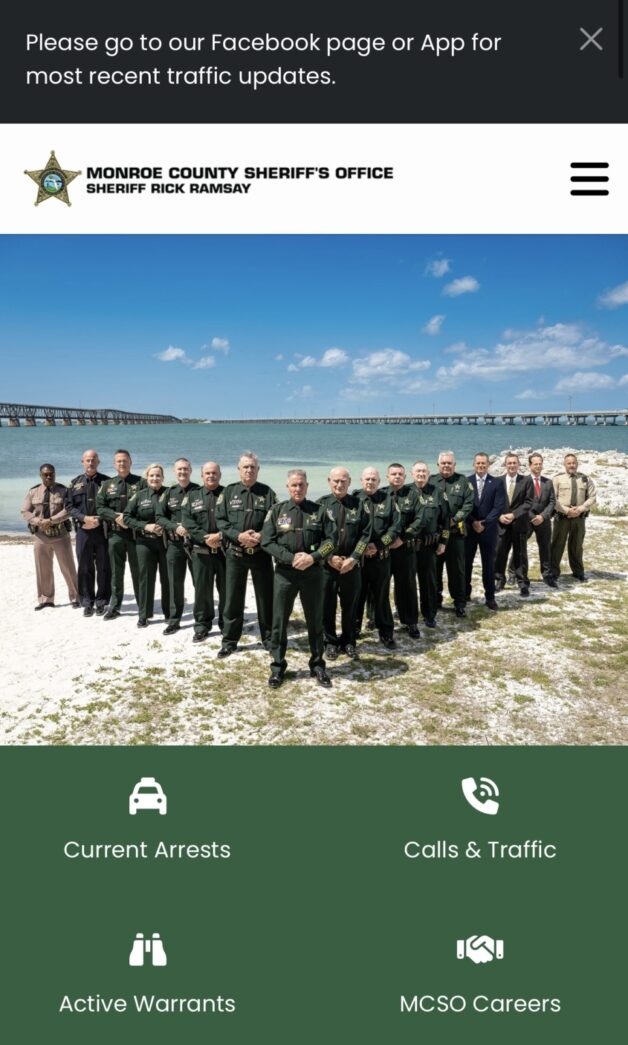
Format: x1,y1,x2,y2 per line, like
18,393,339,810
519,452,557,589
494,453,533,596
465,453,506,610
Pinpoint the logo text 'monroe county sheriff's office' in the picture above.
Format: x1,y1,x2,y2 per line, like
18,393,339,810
24,150,81,206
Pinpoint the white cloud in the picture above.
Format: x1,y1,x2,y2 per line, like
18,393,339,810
156,346,190,363
598,280,628,308
292,347,349,369
287,363,299,372
352,349,431,384
434,323,628,386
442,276,480,297
426,258,451,278
274,353,284,361
319,348,349,367
210,336,230,353
555,372,615,393
423,314,445,335
192,356,216,370
618,374,628,386
286,384,314,401
338,386,380,402
514,389,548,400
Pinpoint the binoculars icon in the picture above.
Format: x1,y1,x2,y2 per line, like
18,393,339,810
129,932,167,967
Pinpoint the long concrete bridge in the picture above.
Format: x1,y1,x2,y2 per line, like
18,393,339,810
0,403,180,426
210,409,628,426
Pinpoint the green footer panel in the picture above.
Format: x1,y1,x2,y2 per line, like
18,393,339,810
0,747,625,1042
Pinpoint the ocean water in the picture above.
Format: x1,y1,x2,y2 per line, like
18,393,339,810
2,420,627,533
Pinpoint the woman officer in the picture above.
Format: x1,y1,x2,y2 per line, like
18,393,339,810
123,464,170,627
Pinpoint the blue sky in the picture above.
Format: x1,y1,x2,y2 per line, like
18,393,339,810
1,234,627,417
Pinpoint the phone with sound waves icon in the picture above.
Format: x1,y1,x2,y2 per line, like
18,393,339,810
462,777,500,815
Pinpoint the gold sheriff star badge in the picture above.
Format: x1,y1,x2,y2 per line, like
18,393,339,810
24,150,81,206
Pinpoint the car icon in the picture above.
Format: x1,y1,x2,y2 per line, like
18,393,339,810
129,777,167,815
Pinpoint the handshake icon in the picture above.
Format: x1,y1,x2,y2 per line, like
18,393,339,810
457,935,504,964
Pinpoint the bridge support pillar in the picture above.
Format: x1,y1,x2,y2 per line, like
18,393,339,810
76,418,86,425
62,417,71,426
25,416,36,426
44,417,55,426
8,416,20,426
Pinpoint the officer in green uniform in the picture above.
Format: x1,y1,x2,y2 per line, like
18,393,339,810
261,469,336,688
215,452,277,658
155,457,200,635
550,453,597,581
353,467,403,649
383,463,422,638
96,449,142,620
181,461,225,642
317,466,371,659
433,451,473,618
123,464,170,627
411,460,449,628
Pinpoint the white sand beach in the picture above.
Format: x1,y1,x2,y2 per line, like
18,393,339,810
1,448,626,746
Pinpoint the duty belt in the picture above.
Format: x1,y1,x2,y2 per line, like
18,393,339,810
229,544,261,557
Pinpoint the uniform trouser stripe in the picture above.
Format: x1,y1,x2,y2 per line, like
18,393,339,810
135,539,169,619
107,532,140,610
322,565,362,647
436,534,466,607
270,565,325,672
355,556,394,638
390,545,418,625
165,541,194,623
75,527,111,606
416,544,438,621
550,515,586,578
191,551,226,631
33,533,78,604
221,553,274,645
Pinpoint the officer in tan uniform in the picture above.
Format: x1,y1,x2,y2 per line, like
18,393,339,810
21,463,79,610
550,453,597,582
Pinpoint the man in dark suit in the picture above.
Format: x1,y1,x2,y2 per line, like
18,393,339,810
520,452,557,588
494,453,533,596
465,452,506,610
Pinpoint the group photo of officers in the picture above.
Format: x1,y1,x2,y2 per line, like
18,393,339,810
21,446,596,688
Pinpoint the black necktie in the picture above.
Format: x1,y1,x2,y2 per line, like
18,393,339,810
570,476,578,507
42,487,51,519
295,506,304,552
86,477,96,515
338,501,346,554
119,480,128,512
208,491,216,532
243,490,254,531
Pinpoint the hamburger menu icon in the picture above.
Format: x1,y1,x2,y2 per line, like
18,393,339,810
24,149,81,206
